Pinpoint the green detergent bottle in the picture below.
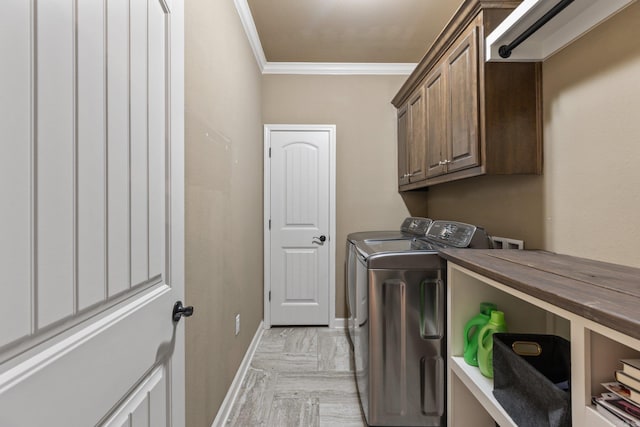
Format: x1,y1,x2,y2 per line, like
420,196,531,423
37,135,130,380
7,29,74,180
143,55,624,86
463,302,497,366
477,310,507,378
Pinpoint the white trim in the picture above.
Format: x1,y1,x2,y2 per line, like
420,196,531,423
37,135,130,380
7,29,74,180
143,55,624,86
327,126,337,329
263,126,271,328
262,62,416,75
232,0,417,75
232,0,266,72
211,321,265,427
263,125,337,329
332,318,348,329
169,0,186,424
485,0,635,62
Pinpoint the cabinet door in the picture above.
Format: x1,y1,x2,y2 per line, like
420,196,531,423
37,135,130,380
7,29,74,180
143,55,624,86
425,64,447,178
397,105,410,187
408,86,427,183
446,24,479,173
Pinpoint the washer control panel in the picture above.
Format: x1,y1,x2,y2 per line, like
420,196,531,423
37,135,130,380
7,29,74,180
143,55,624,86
400,217,433,235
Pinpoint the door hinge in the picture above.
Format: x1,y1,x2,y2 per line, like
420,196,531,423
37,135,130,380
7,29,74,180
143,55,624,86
268,219,271,230
268,147,271,157
268,291,271,301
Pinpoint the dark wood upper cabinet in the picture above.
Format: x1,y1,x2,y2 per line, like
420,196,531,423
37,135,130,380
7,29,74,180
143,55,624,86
446,24,479,174
397,86,429,186
392,0,542,191
425,64,447,179
407,87,427,184
397,105,409,186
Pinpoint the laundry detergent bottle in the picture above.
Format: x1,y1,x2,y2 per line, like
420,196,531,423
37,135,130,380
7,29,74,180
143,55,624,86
463,302,497,366
477,310,507,378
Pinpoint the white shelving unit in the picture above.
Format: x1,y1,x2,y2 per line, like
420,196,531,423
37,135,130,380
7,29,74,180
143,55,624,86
450,357,517,427
447,262,640,427
485,0,636,61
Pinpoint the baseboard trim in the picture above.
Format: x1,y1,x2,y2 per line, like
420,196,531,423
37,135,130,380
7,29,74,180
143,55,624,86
211,320,265,427
333,317,348,328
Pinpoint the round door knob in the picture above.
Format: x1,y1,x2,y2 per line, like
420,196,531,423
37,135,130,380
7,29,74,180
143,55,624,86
172,301,194,322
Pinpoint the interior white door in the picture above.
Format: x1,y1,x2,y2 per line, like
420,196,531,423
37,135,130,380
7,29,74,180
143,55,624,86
0,0,185,425
267,127,334,325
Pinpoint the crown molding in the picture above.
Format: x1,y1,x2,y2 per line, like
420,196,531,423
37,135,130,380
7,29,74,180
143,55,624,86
233,0,267,72
233,0,417,76
262,62,417,75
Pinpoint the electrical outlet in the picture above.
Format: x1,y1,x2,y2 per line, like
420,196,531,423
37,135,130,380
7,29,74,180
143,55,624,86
235,314,240,336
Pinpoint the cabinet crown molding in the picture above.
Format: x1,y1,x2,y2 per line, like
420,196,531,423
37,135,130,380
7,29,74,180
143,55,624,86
392,0,521,107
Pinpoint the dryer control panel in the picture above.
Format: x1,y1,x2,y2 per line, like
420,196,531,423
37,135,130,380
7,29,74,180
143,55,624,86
400,217,433,235
426,221,478,248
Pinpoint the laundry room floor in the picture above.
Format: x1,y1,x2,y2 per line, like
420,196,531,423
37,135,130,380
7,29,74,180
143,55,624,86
225,327,366,426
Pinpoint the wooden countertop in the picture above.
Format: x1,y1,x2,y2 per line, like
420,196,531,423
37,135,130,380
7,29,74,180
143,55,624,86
439,249,640,341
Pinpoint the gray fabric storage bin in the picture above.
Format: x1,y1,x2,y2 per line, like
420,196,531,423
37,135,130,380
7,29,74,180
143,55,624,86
492,333,571,427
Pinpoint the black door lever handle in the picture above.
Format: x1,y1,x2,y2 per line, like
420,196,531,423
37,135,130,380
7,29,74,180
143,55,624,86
172,301,194,322
312,235,327,244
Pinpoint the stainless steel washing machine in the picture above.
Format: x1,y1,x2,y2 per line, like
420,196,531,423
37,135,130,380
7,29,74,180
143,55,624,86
346,217,433,346
350,220,492,426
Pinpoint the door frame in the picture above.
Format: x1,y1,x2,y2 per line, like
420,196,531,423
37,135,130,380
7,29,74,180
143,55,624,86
263,124,336,329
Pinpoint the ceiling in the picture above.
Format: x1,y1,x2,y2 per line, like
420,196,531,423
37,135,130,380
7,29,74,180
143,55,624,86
246,0,463,63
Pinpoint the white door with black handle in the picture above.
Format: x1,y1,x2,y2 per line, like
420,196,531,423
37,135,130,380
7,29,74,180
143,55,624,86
265,125,336,326
0,0,187,425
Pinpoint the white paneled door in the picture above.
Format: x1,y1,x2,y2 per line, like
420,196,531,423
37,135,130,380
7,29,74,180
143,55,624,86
265,126,336,327
0,0,185,425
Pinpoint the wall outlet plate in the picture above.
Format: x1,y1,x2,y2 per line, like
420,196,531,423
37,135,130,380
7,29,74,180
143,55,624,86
235,314,240,336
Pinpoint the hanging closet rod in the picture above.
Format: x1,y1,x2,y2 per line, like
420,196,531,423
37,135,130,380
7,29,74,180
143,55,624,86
498,0,574,58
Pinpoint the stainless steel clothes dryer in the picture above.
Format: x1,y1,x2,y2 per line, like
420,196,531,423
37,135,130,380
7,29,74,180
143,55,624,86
351,221,492,426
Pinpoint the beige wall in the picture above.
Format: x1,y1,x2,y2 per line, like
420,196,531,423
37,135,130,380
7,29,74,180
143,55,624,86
426,175,544,248
262,75,429,317
184,3,640,425
542,2,640,267
184,0,264,425
427,4,640,259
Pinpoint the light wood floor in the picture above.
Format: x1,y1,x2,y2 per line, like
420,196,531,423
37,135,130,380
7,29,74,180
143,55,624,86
226,327,367,426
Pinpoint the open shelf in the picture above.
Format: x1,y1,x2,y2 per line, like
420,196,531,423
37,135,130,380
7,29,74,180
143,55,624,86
585,404,622,427
441,244,640,427
450,356,516,427
485,0,635,62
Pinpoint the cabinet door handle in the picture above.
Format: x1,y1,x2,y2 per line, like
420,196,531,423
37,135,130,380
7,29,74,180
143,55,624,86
438,160,451,166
